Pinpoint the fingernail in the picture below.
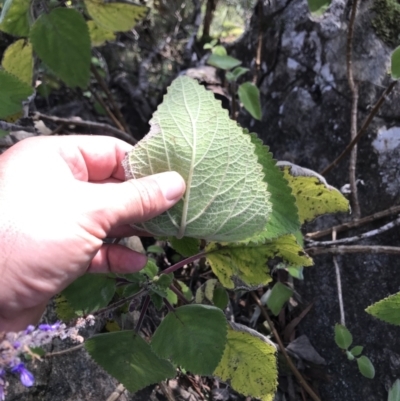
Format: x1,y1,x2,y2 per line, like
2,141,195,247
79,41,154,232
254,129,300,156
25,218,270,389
156,171,186,201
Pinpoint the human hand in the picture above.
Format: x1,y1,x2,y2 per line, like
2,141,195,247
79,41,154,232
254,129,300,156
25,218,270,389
0,135,186,332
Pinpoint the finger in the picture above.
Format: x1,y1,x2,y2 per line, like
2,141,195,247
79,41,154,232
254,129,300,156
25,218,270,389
79,171,186,235
87,244,148,274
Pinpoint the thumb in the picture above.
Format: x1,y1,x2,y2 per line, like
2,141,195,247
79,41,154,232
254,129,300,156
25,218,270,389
79,171,186,235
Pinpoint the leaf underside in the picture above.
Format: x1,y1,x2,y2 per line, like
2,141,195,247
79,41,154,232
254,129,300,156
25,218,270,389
366,292,400,325
85,331,176,393
214,327,277,401
151,304,228,375
125,76,271,242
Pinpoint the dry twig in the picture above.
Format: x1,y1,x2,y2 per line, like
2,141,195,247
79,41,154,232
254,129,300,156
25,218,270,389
33,112,137,145
251,292,321,401
0,121,36,133
306,245,400,256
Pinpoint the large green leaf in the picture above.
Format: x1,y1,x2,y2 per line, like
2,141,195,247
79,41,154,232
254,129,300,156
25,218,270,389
85,331,176,393
205,234,313,289
0,0,30,36
366,292,400,325
391,46,400,80
169,236,200,257
151,304,228,375
30,8,91,88
2,39,33,85
125,76,271,242
267,282,294,316
0,69,33,119
248,134,300,240
214,326,277,401
84,0,148,32
307,0,331,15
389,379,400,401
278,162,350,224
238,82,262,120
61,274,116,314
334,324,353,350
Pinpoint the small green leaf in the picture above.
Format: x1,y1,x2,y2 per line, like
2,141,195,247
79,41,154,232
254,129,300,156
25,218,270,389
266,282,293,316
2,39,33,85
226,66,249,82
346,350,355,361
334,324,353,350
87,20,116,47
214,326,277,401
125,77,271,242
151,304,228,375
213,287,229,310
30,8,91,88
238,82,262,120
211,45,227,56
247,134,300,240
279,162,350,223
0,70,33,120
357,355,375,379
207,54,242,70
55,294,78,321
206,234,312,290
86,331,176,393
307,0,331,15
0,0,30,36
350,345,364,357
151,273,174,298
287,266,304,279
176,280,193,301
140,258,159,279
150,291,164,310
391,46,400,80
146,245,164,254
166,288,178,305
84,0,148,32
61,274,115,314
169,237,200,257
195,279,229,310
366,292,400,325
388,379,400,401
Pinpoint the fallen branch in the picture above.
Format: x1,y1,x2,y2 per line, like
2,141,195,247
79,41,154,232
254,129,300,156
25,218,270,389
306,216,400,246
33,112,137,145
306,245,400,256
0,121,36,133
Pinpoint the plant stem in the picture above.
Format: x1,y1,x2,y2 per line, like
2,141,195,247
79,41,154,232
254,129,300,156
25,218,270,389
135,295,151,334
162,250,205,275
251,292,321,401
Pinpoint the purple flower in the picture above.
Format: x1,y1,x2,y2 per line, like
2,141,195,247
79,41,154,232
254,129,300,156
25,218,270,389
38,322,61,332
11,363,34,387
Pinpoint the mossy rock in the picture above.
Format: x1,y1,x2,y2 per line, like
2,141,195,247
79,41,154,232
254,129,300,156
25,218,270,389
372,0,400,46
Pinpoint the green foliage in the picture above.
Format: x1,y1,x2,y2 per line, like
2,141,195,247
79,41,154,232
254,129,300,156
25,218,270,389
0,0,30,36
248,134,300,240
61,274,116,314
366,292,400,325
169,236,200,257
85,331,176,393
307,0,331,15
151,305,228,375
226,66,249,82
0,69,33,120
214,326,277,401
195,278,229,310
2,39,33,85
357,355,375,379
334,324,353,349
391,46,400,80
267,282,294,316
30,8,91,88
389,379,400,401
279,162,350,223
87,20,116,47
205,234,312,289
349,345,364,357
125,76,271,241
207,53,242,70
84,0,148,32
238,82,262,120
